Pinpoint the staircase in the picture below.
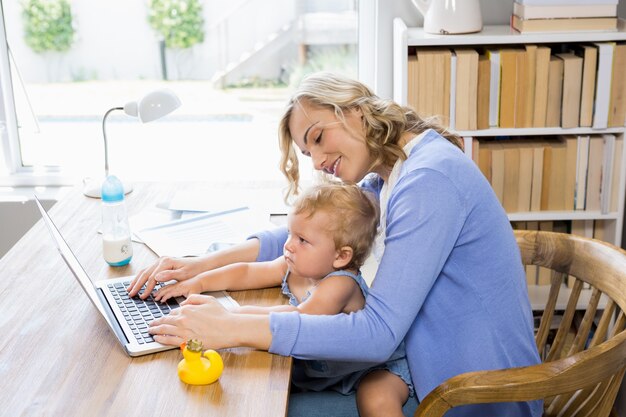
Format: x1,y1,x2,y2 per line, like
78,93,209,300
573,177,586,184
208,0,357,88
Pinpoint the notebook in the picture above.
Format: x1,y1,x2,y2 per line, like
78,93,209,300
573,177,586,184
35,196,238,357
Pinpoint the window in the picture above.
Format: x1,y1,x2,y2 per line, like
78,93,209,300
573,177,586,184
0,0,362,186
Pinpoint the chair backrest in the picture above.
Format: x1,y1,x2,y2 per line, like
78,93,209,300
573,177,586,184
415,230,626,417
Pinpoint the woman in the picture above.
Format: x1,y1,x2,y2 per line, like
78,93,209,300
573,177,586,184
129,72,542,416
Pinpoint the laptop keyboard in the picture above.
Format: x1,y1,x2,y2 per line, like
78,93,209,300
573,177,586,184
107,281,180,345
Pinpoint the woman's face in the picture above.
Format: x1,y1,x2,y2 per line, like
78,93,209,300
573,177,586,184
288,99,372,184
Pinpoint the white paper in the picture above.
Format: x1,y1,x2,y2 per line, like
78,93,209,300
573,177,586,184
134,207,275,257
168,188,290,215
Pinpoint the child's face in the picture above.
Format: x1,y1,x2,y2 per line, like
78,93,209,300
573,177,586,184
284,210,341,278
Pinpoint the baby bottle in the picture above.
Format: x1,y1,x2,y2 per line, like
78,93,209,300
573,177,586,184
101,175,133,266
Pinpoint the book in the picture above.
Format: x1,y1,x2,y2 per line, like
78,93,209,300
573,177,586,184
513,2,617,19
546,55,564,127
486,49,501,127
454,48,479,130
518,142,534,212
407,53,419,111
522,45,537,128
478,141,492,182
491,142,506,204
416,48,452,125
593,42,615,129
571,45,598,127
608,43,626,127
449,50,457,129
499,48,520,128
610,136,623,212
472,138,481,166
600,134,616,214
563,135,578,211
575,135,590,210
502,142,521,212
540,141,552,211
512,15,618,33
515,48,529,128
533,46,551,127
530,142,545,212
556,53,583,128
476,54,491,130
548,138,568,211
585,135,604,211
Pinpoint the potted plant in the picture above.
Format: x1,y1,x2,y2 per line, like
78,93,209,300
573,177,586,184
147,0,205,80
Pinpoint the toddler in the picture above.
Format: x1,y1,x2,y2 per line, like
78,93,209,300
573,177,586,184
153,183,413,417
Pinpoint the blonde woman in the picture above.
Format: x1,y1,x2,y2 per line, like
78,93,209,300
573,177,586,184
131,73,541,417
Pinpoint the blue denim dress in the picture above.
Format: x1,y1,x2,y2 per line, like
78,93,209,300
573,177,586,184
282,269,414,396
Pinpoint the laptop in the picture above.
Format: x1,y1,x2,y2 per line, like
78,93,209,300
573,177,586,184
35,196,238,357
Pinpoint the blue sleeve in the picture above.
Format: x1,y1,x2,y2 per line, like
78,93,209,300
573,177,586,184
269,169,465,362
248,226,288,262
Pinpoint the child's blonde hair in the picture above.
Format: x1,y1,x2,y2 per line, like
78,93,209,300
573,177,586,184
279,71,463,199
292,183,379,271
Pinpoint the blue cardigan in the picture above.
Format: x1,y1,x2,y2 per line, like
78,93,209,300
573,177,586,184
254,130,542,416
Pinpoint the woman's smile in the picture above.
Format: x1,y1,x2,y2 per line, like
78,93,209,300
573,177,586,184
325,156,342,177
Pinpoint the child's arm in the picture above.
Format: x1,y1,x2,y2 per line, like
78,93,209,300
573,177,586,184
232,275,362,315
154,256,288,302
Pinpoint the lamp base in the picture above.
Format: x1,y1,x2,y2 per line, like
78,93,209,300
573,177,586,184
83,177,134,198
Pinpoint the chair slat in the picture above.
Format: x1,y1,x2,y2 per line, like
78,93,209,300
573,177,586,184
547,277,582,362
590,300,616,347
536,272,563,354
568,287,601,356
610,311,625,338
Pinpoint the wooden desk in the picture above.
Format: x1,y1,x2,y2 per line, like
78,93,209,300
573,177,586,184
0,182,291,417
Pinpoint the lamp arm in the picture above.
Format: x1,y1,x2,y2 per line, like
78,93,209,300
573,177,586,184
102,106,124,177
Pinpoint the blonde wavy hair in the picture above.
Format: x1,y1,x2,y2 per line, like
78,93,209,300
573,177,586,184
292,183,379,271
279,72,462,199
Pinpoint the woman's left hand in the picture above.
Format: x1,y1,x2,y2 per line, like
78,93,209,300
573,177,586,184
149,294,273,350
149,294,234,348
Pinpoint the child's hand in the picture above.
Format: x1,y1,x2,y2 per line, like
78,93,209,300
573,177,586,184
154,278,203,303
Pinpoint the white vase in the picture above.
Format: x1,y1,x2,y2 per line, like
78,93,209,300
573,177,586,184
412,0,483,35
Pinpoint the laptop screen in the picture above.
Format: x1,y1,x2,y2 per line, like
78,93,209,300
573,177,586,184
35,196,114,328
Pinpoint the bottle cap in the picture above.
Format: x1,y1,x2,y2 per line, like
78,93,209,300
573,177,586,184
101,175,124,202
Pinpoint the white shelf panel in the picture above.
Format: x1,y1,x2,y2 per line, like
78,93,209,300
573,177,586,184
406,19,626,46
508,211,620,222
455,127,625,137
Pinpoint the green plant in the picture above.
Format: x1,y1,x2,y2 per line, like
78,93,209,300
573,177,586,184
148,0,205,49
21,0,75,53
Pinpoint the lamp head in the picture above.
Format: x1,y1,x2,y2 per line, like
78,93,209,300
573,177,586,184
123,89,181,122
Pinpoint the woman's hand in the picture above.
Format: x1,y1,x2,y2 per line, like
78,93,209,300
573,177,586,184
149,294,272,350
127,256,207,299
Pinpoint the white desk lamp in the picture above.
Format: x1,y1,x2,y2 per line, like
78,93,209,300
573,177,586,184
83,89,182,198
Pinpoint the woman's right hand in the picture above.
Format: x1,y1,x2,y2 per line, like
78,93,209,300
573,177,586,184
127,256,207,299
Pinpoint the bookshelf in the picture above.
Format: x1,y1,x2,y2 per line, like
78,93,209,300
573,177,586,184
392,17,626,310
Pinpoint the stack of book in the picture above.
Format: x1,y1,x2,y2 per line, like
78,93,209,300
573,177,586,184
407,40,626,130
466,134,622,215
511,0,618,33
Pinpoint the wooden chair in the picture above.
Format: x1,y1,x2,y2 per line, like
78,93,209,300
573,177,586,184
415,230,626,417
